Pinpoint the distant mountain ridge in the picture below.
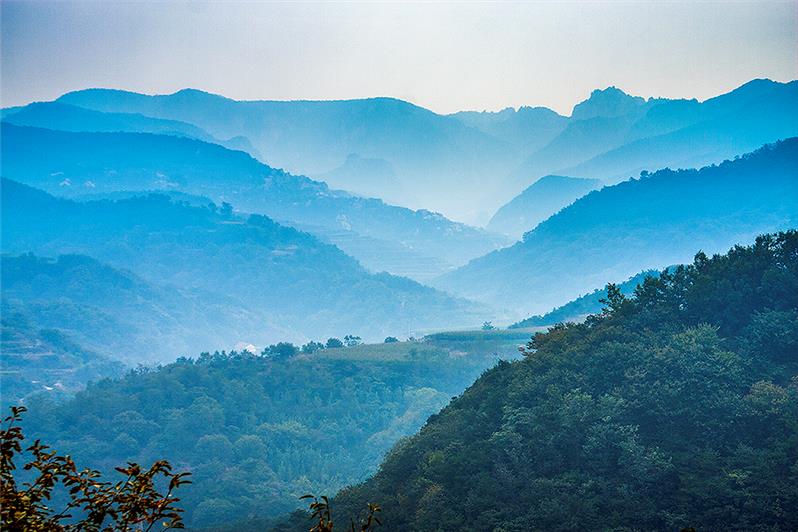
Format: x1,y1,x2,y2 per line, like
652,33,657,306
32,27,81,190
1,178,487,344
449,106,568,156
3,78,794,223
53,89,519,221
487,175,601,238
2,101,261,156
512,79,798,188
0,123,508,280
435,138,798,316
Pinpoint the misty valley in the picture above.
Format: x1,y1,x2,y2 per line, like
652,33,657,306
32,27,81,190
1,60,797,531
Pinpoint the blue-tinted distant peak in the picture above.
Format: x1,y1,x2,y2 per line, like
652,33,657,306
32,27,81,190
167,88,234,102
712,78,794,100
570,86,646,120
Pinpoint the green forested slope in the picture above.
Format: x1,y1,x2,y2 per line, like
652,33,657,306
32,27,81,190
320,232,798,531
20,337,520,528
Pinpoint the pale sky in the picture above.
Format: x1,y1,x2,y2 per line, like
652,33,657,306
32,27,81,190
1,1,796,115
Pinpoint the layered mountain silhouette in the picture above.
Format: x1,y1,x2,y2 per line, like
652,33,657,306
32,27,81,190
449,106,568,156
52,89,518,221
509,79,798,191
487,175,601,238
0,79,790,228
2,101,260,156
19,79,790,224
1,179,486,344
435,139,798,316
0,124,508,280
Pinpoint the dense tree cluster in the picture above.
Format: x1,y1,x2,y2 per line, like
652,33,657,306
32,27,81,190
18,339,514,528
320,232,798,531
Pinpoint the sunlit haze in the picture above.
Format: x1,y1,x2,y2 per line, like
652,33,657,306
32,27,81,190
2,1,796,113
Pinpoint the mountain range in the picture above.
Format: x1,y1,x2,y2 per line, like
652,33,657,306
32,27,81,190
50,89,518,222
3,79,793,224
487,175,601,238
1,178,486,348
435,138,798,316
0,123,508,281
505,79,798,193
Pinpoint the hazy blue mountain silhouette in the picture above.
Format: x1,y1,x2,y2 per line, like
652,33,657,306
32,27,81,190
435,139,798,316
1,178,487,343
55,89,518,222
566,79,798,181
2,101,261,157
8,78,795,227
315,153,404,202
487,175,601,238
507,79,797,193
0,124,508,279
1,253,266,365
12,79,791,222
571,86,648,120
449,106,568,156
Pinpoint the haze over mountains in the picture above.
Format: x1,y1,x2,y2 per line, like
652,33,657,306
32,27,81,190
487,175,601,238
0,123,508,281
2,73,798,532
2,78,790,225
436,138,798,316
50,89,517,222
1,178,485,350
1,101,261,156
1,78,796,331
506,80,798,193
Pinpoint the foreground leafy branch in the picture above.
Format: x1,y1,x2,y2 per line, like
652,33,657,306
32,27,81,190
301,493,381,532
0,406,191,531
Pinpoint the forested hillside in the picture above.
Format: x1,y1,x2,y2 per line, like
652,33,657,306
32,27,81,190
1,253,266,368
315,231,798,531
0,124,507,279
509,269,660,328
0,303,123,406
437,139,798,315
1,179,485,343
20,336,522,528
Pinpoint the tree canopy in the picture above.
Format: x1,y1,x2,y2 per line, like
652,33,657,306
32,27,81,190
318,232,798,531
